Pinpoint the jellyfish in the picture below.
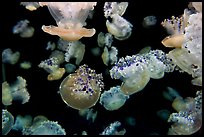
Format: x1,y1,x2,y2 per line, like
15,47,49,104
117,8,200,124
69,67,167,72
38,57,65,81
106,14,133,40
110,54,150,95
59,64,104,110
12,115,32,131
142,15,157,28
100,121,126,135
167,91,202,135
102,46,118,66
104,2,129,18
12,19,34,38
39,2,97,41
97,32,113,48
2,76,30,106
64,63,76,73
46,41,56,51
78,108,98,123
99,86,129,111
23,120,66,135
2,48,20,65
2,109,14,135
20,61,32,69
64,41,85,65
20,2,40,11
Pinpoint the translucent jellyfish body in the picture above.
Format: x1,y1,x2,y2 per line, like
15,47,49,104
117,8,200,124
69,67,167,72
78,108,97,123
100,121,126,135
142,15,157,28
59,64,104,110
12,19,34,38
100,86,129,111
110,49,175,95
97,32,113,48
2,76,30,106
2,48,20,65
2,109,14,135
12,115,32,131
104,2,129,18
168,91,202,135
106,14,133,40
64,41,85,65
23,120,66,135
101,46,118,66
39,2,97,41
20,2,40,11
38,57,65,81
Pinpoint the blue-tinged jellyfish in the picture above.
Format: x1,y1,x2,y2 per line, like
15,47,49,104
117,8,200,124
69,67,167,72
22,120,66,135
100,121,126,135
59,64,104,110
2,48,20,65
100,86,129,111
2,109,14,135
12,115,32,131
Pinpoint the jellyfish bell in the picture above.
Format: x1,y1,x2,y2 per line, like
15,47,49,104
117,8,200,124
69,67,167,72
42,25,95,41
161,34,184,48
59,64,104,110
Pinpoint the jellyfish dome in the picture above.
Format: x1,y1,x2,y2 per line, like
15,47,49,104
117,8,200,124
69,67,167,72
100,86,129,111
59,64,104,110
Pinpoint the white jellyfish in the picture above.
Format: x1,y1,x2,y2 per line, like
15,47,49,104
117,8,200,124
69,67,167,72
100,86,129,111
106,14,133,40
39,2,97,41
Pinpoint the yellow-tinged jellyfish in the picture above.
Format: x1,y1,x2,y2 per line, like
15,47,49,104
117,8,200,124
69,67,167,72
39,2,97,41
59,64,104,110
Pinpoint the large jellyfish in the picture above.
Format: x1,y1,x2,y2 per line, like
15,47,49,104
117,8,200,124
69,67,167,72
59,64,104,110
39,2,97,41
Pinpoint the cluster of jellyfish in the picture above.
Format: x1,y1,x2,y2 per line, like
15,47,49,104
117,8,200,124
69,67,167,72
2,1,202,135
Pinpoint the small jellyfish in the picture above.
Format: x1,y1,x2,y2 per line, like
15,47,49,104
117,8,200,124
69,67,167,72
106,14,133,40
2,48,20,65
104,2,129,18
97,32,113,48
90,47,101,57
38,57,65,81
64,63,76,73
12,19,34,38
125,116,136,126
2,109,14,135
12,115,32,131
39,2,97,41
20,2,40,11
23,120,66,135
162,87,181,101
156,109,171,121
100,121,126,135
46,41,56,51
142,15,157,28
20,61,32,69
102,46,118,66
2,76,30,106
78,108,98,123
100,86,129,111
64,41,85,65
59,64,104,110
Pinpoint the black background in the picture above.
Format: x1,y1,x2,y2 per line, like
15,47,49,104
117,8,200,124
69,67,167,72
1,1,202,135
